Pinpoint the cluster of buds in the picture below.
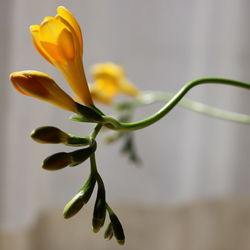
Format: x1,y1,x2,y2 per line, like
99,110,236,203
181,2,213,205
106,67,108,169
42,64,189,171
31,126,97,170
31,125,125,244
9,6,130,245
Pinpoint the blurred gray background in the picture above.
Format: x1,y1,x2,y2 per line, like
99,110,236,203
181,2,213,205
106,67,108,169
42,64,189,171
1,0,250,249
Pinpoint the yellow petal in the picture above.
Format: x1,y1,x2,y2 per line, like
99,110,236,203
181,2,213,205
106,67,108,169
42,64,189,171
10,71,77,112
30,25,54,65
30,25,40,32
57,28,75,60
40,41,65,64
43,16,54,22
57,6,83,55
39,17,65,44
38,16,76,63
43,16,53,22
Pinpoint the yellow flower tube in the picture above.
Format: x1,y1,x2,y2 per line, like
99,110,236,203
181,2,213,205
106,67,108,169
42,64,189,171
10,70,78,113
30,6,93,106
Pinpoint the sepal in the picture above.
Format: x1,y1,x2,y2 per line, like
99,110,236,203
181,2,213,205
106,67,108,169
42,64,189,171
69,141,97,166
76,103,104,123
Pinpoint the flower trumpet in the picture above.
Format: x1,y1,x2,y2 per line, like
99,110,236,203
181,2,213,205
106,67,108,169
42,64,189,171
10,70,78,112
30,6,93,106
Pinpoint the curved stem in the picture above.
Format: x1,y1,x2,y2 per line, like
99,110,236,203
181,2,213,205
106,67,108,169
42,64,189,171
103,77,250,131
129,91,250,124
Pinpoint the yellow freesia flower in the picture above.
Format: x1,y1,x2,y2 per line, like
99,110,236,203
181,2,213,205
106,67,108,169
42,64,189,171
10,71,78,113
89,62,140,104
30,6,93,106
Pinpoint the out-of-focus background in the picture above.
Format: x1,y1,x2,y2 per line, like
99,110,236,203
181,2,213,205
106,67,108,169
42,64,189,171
1,0,250,249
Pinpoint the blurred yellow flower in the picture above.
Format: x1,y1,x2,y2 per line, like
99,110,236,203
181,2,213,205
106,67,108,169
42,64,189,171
10,71,78,113
89,62,140,104
30,6,93,106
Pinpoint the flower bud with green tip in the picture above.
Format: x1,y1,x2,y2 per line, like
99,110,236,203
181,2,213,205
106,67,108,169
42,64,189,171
31,126,90,146
80,173,96,204
104,222,113,240
42,141,96,170
110,215,125,245
63,191,85,219
63,174,96,219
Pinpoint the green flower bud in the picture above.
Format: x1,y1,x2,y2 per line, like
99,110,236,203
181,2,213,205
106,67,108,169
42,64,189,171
81,174,96,204
30,126,69,144
42,141,96,171
42,152,72,170
109,212,125,245
104,222,113,240
63,192,85,219
31,126,90,147
63,174,96,219
92,186,106,233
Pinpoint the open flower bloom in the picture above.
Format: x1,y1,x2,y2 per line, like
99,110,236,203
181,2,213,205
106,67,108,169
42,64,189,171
30,6,93,106
89,62,140,104
10,71,78,112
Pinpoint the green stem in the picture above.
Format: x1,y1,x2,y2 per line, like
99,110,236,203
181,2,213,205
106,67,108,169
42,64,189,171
90,152,98,173
105,202,114,214
103,77,250,131
89,150,105,193
89,153,105,191
90,124,103,139
131,91,250,124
